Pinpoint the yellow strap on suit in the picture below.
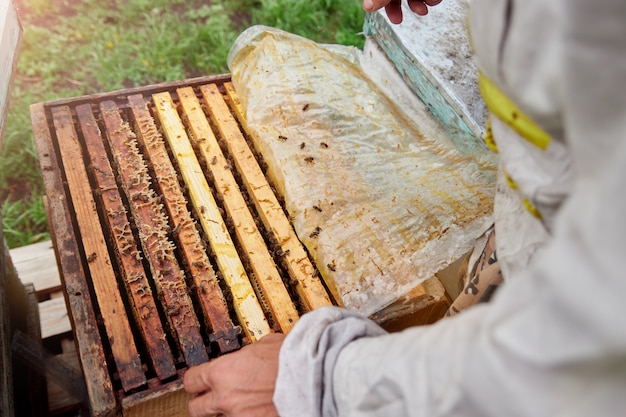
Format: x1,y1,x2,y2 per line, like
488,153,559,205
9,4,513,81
479,73,549,219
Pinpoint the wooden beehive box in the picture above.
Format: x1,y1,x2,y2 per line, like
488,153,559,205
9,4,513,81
1,0,22,415
31,75,450,416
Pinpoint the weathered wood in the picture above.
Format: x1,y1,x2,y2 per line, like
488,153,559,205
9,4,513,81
3,264,48,417
0,0,21,143
76,103,177,379
122,380,190,417
10,241,62,296
178,86,298,333
364,2,485,140
219,83,334,311
41,74,231,109
99,100,208,366
50,105,146,392
152,92,271,342
31,102,117,417
371,276,450,332
1,4,22,410
1,237,15,417
47,351,83,415
127,94,240,353
39,296,71,339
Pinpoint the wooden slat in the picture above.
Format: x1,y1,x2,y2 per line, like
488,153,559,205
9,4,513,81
177,87,298,333
41,74,231,109
152,92,271,342
371,276,450,332
122,380,190,417
38,296,71,339
76,103,177,380
0,0,21,143
10,241,61,295
47,351,82,414
31,102,117,417
212,83,334,311
50,105,146,392
127,94,240,353
99,100,208,366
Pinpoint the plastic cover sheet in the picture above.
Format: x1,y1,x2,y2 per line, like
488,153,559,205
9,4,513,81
228,26,497,315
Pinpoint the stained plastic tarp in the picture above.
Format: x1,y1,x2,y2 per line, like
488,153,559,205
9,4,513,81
228,26,497,315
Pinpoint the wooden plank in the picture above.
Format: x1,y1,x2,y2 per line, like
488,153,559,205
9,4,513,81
177,87,298,333
127,94,240,353
99,100,208,366
152,92,271,342
31,103,117,417
371,276,450,332
50,105,146,392
46,351,82,414
38,296,71,339
0,0,22,143
76,104,177,380
10,240,62,295
42,74,231,109
1,238,15,417
364,4,485,140
216,83,334,311
122,380,190,417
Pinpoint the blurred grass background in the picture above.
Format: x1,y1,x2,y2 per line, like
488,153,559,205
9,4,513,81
2,0,366,248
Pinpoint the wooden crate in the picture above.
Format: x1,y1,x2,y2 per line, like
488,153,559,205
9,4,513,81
31,75,449,417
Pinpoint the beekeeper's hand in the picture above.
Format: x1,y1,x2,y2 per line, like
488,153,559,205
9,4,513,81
184,333,285,417
363,0,442,24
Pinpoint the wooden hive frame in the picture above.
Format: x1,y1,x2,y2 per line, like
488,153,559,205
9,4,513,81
31,75,449,417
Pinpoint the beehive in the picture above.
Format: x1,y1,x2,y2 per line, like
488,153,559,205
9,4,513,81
31,75,449,416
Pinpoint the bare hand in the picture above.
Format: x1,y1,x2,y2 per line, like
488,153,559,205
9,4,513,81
184,333,285,417
362,0,443,24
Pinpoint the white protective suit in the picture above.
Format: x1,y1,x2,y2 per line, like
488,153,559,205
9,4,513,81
273,0,626,416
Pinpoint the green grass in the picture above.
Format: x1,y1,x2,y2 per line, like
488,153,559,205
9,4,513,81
1,0,365,248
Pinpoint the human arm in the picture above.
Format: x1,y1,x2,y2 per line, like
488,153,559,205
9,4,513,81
274,0,626,416
184,333,285,417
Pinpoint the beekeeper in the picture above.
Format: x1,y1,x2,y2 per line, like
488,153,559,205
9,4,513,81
183,0,626,415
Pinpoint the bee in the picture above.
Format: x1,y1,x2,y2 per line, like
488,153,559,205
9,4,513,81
166,303,181,317
87,253,97,263
309,226,321,238
313,205,322,212
131,192,149,203
304,156,315,164
320,142,329,149
300,142,306,149
278,135,288,142
171,223,182,238
327,262,336,272
302,103,310,112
